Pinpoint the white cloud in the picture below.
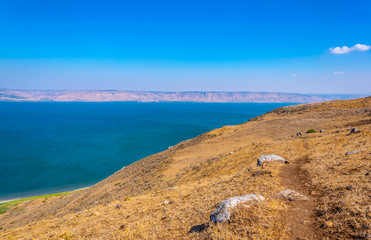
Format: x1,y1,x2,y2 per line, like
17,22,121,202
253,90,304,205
353,44,371,51
329,43,371,54
330,46,352,54
334,71,345,74
291,74,297,77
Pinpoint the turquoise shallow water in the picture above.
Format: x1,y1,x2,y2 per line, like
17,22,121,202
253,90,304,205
0,102,293,200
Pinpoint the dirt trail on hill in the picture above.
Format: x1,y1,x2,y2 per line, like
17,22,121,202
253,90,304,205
279,155,321,240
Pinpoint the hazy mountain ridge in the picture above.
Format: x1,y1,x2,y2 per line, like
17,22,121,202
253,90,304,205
0,89,367,103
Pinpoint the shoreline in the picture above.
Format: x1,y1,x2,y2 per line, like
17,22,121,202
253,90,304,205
0,187,89,204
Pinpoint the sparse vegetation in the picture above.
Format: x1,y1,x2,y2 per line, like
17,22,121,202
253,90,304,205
306,129,317,133
61,231,73,240
0,191,72,214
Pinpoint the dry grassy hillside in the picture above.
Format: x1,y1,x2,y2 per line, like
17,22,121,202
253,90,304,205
0,97,370,239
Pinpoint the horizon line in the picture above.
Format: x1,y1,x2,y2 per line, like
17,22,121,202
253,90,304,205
1,88,369,96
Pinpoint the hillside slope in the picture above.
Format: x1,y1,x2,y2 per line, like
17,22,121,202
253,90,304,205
0,97,370,239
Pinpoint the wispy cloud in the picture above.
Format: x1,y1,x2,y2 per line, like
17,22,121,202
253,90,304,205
291,74,297,77
333,71,345,74
329,44,371,54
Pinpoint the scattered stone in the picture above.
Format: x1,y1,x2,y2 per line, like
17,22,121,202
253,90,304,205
321,221,333,228
320,129,325,133
272,189,308,201
115,204,123,209
350,128,360,134
345,150,360,155
189,223,209,233
296,132,303,136
257,154,285,166
168,187,178,190
252,170,272,177
161,216,167,220
163,200,170,205
229,152,234,155
346,185,354,190
210,194,265,223
119,224,127,231
337,129,344,133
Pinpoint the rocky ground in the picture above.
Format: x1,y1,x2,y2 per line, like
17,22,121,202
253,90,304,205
0,97,370,239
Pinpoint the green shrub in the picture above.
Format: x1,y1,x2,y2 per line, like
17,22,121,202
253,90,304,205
0,191,72,214
306,129,317,133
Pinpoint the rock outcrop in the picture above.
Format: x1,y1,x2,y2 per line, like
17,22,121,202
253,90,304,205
257,154,286,166
210,194,265,223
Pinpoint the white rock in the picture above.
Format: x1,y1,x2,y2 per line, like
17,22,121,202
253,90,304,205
272,189,308,201
210,194,265,223
345,150,360,155
257,154,285,166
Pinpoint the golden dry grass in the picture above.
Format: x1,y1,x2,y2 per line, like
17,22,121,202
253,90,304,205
0,97,370,239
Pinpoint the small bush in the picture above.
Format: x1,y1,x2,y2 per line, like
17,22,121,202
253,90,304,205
307,129,317,133
61,231,73,240
123,196,131,201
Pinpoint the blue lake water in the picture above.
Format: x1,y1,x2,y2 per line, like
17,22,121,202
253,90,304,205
0,102,293,200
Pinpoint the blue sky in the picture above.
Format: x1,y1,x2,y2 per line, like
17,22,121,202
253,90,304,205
0,0,370,94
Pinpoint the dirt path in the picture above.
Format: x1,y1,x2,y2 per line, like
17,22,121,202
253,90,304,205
279,155,321,240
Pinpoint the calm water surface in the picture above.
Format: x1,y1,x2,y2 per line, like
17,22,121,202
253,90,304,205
0,102,294,200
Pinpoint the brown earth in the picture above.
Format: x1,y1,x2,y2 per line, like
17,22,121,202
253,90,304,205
279,155,319,239
0,97,370,239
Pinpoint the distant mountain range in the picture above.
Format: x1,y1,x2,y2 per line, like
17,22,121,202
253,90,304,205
0,89,368,103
